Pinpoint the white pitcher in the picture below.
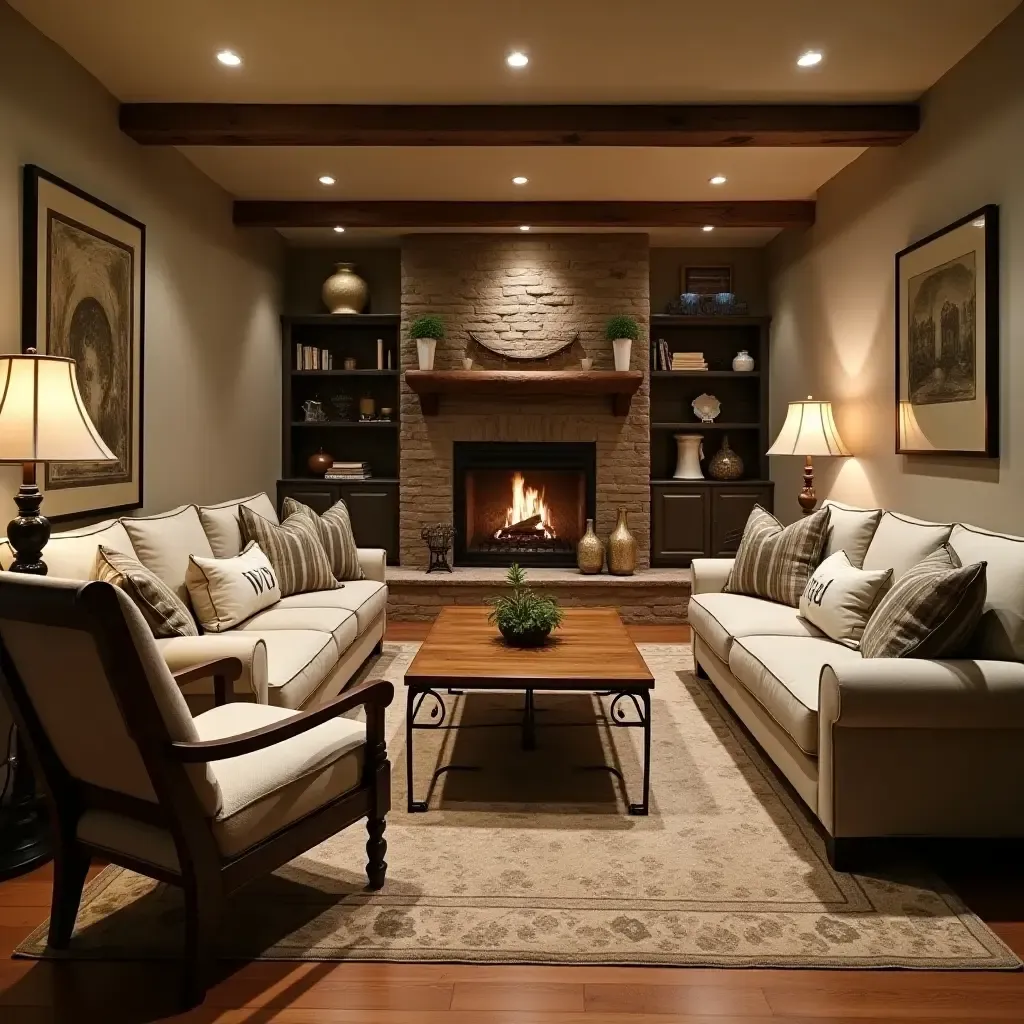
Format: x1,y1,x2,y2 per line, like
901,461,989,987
673,434,705,479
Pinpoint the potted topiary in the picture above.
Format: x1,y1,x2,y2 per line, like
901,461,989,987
410,314,445,370
488,563,564,647
606,315,640,371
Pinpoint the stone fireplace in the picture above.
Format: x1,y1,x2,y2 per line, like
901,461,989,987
400,233,650,569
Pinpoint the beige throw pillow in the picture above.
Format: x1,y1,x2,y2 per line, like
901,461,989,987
94,545,198,639
239,506,337,597
798,550,893,649
186,542,281,632
724,505,831,607
282,497,364,581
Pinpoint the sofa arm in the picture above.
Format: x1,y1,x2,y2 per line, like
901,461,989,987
156,634,269,704
819,659,1024,731
358,548,387,583
690,558,734,596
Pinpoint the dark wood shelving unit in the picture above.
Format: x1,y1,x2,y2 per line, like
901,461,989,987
279,313,401,563
649,314,774,566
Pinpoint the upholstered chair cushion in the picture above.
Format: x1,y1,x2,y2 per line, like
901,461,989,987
199,493,280,559
95,545,198,639
282,497,364,582
186,541,281,632
724,505,831,607
798,550,893,649
860,546,988,659
239,506,338,597
122,505,215,604
821,500,883,568
861,511,953,580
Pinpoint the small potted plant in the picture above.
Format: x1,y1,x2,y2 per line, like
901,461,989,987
606,315,640,371
488,563,564,648
410,314,445,370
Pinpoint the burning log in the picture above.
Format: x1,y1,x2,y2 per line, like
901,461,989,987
505,513,542,532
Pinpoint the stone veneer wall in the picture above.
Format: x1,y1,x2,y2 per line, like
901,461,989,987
400,233,650,569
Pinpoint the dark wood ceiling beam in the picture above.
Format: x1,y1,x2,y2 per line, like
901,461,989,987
232,200,814,229
121,103,918,147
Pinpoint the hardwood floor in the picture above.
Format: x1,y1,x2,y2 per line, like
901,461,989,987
0,620,1020,1023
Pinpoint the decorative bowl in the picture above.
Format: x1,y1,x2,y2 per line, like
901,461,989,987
692,393,721,423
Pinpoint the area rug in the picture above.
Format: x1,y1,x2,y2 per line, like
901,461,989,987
16,642,1020,969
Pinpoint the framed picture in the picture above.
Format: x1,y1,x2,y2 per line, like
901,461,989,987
895,205,998,457
22,165,145,518
682,265,732,295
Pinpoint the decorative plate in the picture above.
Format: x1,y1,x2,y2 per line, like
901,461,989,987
692,393,721,423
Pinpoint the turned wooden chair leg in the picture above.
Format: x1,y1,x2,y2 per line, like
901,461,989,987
182,882,223,1008
366,816,387,890
47,841,91,949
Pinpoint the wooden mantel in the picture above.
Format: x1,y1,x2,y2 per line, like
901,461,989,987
405,369,644,417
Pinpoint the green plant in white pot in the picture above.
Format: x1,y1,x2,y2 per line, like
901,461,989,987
411,315,445,370
606,315,640,371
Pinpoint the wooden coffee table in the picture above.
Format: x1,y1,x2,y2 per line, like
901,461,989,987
404,606,654,814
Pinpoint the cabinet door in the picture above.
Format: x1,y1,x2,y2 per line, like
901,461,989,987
652,485,709,566
337,485,399,564
277,481,337,516
711,485,774,556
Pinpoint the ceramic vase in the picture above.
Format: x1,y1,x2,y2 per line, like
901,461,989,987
732,349,755,372
612,337,632,371
673,434,705,479
416,338,437,370
322,262,369,314
708,435,744,480
576,519,604,574
307,449,333,476
607,508,637,576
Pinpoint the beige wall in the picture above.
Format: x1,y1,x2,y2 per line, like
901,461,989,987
650,247,768,315
0,2,283,519
768,6,1023,527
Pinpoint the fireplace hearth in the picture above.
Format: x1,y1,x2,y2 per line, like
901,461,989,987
453,442,597,567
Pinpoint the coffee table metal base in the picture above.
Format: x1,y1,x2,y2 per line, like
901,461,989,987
405,685,651,815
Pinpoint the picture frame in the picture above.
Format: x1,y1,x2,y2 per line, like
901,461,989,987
895,205,998,457
21,165,145,519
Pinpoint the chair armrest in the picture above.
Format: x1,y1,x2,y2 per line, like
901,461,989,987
358,548,387,583
691,558,734,596
170,678,395,762
156,634,268,704
819,659,1024,731
172,657,242,707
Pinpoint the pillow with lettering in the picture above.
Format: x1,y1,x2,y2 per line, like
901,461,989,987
798,550,893,649
185,541,281,633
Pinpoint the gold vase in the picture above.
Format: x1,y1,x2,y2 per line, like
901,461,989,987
607,507,637,576
576,518,604,574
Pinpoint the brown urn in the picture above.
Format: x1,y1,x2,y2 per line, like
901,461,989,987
307,449,333,476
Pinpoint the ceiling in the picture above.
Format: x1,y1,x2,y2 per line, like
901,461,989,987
12,0,1020,246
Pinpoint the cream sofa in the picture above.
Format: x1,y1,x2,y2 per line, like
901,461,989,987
688,500,1024,869
0,493,387,711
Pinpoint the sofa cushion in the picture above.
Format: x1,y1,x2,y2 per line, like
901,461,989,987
193,702,365,857
238,628,340,709
237,606,357,657
186,542,281,633
1,519,136,580
688,592,824,663
950,523,1024,661
122,505,215,604
239,506,337,597
282,497,364,581
278,581,387,637
861,511,952,580
822,500,883,568
729,635,863,756
199,493,279,559
798,550,892,649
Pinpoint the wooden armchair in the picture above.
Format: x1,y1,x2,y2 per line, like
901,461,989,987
0,574,393,1006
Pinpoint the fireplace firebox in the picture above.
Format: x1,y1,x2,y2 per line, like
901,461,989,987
453,442,597,567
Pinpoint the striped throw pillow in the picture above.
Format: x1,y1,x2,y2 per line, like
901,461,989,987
239,506,338,597
860,545,987,658
724,505,831,607
282,497,364,581
94,545,198,639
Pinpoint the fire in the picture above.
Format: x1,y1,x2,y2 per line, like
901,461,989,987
495,472,555,540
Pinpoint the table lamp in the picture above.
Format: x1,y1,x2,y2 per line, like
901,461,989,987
0,350,116,879
767,396,850,514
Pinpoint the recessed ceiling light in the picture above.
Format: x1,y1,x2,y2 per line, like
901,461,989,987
796,50,823,67
702,225,715,233
709,175,728,186
512,176,529,185
318,175,336,186
506,51,529,68
972,217,986,227
519,225,531,231
216,49,242,67
333,226,345,233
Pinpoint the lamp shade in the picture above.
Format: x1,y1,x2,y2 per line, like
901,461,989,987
767,397,851,457
0,354,117,463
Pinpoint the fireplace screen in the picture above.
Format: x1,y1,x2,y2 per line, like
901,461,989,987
453,442,596,567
